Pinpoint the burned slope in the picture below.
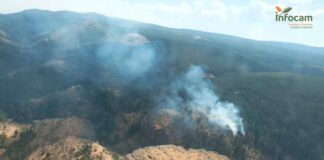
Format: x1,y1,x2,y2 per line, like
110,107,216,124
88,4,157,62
0,118,230,160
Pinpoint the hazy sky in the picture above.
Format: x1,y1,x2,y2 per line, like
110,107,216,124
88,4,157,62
1,0,323,47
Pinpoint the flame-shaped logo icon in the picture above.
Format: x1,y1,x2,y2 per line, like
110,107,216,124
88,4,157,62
276,6,292,15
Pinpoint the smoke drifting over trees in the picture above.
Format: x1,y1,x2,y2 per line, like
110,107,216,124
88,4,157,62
159,65,245,135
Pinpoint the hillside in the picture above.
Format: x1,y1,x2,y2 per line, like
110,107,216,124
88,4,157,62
0,9,324,160
0,118,229,160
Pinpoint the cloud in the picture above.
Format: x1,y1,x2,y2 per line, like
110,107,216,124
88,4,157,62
313,8,324,16
288,0,313,4
195,0,248,20
155,2,193,15
251,0,273,11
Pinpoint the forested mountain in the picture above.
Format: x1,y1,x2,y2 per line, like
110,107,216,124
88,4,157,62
0,9,324,160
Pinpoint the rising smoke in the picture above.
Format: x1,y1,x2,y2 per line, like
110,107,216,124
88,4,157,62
96,33,157,79
162,65,245,135
43,20,245,135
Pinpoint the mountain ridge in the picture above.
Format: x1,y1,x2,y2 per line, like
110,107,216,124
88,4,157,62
0,9,324,160
1,9,323,49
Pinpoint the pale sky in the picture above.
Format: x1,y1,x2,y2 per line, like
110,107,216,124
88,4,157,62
0,0,323,47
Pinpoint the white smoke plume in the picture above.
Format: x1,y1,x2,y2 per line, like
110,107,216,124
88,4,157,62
96,33,156,79
164,65,245,135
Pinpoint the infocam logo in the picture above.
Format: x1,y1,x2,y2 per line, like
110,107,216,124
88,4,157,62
275,5,313,28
